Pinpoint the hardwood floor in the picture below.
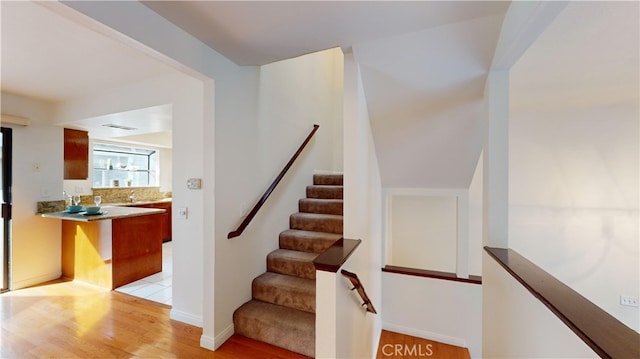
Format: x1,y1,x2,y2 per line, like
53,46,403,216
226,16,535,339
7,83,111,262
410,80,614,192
377,330,470,359
0,280,306,358
2,280,469,359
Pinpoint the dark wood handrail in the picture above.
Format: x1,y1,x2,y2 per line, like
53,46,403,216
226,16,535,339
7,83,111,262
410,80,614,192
485,246,639,358
341,269,377,314
228,124,320,239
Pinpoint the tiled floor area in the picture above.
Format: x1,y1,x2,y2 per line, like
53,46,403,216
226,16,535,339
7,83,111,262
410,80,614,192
115,241,172,305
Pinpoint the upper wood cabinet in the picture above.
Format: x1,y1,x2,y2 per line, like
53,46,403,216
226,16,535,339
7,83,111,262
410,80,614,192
64,128,89,179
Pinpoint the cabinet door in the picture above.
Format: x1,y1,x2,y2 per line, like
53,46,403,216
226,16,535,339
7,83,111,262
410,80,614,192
133,203,172,242
64,128,88,179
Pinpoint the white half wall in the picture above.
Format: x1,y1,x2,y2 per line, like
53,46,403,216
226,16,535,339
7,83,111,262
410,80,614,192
1,92,63,289
382,272,482,358
482,251,598,358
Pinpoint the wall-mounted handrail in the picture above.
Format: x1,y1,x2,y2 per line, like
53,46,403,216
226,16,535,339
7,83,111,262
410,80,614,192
341,269,377,314
228,124,320,239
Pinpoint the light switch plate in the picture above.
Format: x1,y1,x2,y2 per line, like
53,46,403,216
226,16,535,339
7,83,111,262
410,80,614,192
187,178,202,190
177,207,188,219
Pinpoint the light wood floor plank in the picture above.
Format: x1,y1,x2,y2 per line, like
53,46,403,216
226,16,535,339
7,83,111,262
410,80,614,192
1,280,306,358
377,330,470,359
3,281,469,358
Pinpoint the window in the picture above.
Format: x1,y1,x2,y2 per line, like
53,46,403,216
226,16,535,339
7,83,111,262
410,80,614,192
92,143,158,187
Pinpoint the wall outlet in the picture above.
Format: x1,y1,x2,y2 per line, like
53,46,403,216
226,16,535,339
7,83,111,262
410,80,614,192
177,207,188,220
620,296,639,307
74,186,83,194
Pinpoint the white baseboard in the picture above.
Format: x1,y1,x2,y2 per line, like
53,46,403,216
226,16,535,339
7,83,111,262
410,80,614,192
170,308,203,327
200,334,216,351
382,322,467,348
11,271,61,290
201,324,234,351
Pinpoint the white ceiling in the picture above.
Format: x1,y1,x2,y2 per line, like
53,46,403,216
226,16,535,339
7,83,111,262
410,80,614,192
0,1,176,103
0,1,177,147
2,0,513,187
143,1,509,66
142,0,510,187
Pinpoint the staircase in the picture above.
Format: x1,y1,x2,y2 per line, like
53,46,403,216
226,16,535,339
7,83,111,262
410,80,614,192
233,173,343,357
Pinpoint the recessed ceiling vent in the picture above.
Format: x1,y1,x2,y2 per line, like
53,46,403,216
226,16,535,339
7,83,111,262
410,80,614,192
102,124,138,131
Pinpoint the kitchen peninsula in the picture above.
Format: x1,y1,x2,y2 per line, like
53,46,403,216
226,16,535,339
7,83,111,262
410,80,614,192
42,206,165,290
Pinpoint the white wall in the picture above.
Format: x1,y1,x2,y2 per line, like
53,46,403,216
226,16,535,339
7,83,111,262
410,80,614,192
508,1,639,332
1,92,63,289
214,47,344,344
382,272,482,358
158,147,172,193
482,252,598,358
509,103,639,332
329,52,382,359
389,195,457,272
467,154,483,276
30,2,347,352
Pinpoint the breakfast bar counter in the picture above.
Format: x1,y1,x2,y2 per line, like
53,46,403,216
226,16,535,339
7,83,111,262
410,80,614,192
42,205,164,222
42,206,166,290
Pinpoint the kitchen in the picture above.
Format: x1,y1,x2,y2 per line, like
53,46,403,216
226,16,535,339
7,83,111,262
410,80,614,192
1,0,206,322
49,120,174,304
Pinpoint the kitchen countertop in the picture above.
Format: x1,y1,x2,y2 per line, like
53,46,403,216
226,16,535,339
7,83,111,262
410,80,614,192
41,205,165,222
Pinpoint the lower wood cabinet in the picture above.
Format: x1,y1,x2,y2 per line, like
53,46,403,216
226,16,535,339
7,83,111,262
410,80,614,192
132,202,172,242
61,214,163,289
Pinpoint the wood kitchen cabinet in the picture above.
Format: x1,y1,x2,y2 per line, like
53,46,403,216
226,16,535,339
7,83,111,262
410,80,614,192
132,202,172,242
64,128,89,179
60,212,163,289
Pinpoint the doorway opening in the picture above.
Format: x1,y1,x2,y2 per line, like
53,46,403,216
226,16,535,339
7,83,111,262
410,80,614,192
1,127,13,293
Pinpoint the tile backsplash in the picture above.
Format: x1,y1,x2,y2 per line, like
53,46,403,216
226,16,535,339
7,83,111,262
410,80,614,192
37,187,171,213
36,200,66,214
91,187,171,204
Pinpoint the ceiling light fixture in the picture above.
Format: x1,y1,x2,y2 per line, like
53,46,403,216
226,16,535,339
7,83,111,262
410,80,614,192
102,124,138,131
